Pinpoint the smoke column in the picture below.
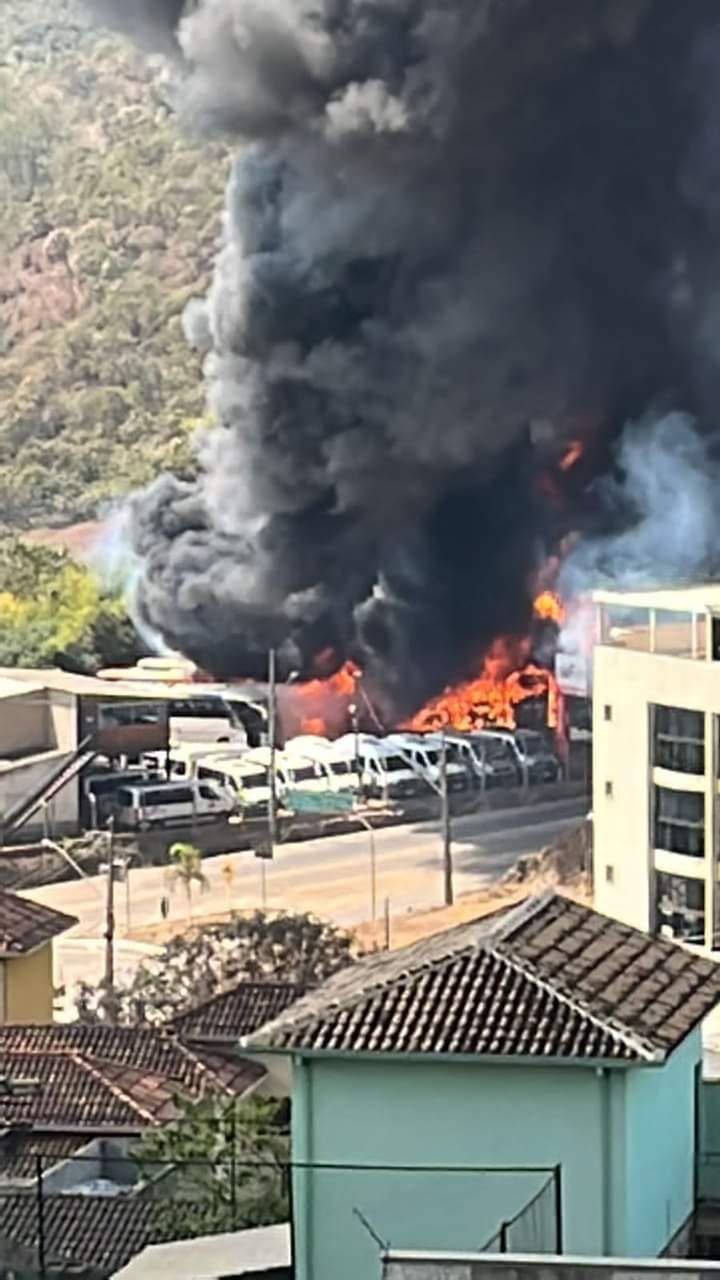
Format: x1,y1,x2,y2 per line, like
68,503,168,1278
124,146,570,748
91,0,720,712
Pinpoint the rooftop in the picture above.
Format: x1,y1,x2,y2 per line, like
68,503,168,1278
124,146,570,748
0,668,176,700
246,892,720,1063
0,1190,173,1275
169,981,302,1043
0,890,76,956
113,1223,292,1280
0,1025,263,1130
592,583,720,615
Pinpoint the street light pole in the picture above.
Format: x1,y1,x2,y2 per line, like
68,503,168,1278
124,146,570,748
441,731,454,907
104,819,116,1022
267,647,277,860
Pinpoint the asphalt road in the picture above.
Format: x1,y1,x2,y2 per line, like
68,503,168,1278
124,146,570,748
25,795,586,1012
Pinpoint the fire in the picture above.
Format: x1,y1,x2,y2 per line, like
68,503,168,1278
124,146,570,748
281,660,361,737
533,590,566,625
559,439,584,471
405,592,563,734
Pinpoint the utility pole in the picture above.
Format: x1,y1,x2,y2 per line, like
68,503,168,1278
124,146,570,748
441,731,454,907
104,818,116,1022
267,647,278,858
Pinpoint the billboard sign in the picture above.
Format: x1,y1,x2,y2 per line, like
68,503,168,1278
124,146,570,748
555,651,590,698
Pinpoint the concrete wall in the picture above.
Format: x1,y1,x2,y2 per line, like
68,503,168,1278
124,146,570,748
622,1029,700,1255
0,692,51,759
592,645,720,937
0,749,79,837
48,688,78,753
5,943,55,1023
383,1256,720,1280
292,1057,615,1280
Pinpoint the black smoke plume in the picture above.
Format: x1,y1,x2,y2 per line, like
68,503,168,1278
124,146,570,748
93,0,720,711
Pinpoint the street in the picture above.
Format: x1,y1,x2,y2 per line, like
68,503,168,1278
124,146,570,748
24,795,586,1009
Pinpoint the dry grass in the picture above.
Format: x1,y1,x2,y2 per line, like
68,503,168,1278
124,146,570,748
356,872,591,952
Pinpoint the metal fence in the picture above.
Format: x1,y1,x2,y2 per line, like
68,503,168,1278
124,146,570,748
0,1147,564,1279
480,1168,562,1254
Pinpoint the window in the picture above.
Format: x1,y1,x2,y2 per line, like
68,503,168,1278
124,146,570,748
654,786,704,857
142,787,193,806
291,765,318,783
605,780,613,798
656,871,705,941
170,697,229,719
199,784,220,800
603,705,612,722
605,865,614,884
99,702,163,729
653,704,704,774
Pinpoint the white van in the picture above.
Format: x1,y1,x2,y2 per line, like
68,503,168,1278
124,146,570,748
385,733,469,794
195,753,272,817
335,734,424,801
113,780,232,830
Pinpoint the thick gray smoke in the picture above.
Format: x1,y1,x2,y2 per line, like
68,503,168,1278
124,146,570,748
91,0,720,708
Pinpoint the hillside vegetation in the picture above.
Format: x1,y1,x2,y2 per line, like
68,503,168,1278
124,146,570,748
0,1,227,528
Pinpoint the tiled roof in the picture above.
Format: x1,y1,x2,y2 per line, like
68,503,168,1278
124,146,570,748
169,982,302,1042
0,1026,263,1130
0,1191,173,1274
0,1134,83,1181
246,892,720,1063
0,890,76,955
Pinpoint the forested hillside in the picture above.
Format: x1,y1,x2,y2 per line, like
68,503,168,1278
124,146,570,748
0,0,227,528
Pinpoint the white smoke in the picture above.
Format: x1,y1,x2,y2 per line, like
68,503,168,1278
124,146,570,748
561,411,719,595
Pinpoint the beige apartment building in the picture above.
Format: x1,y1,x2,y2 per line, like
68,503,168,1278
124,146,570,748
592,584,720,949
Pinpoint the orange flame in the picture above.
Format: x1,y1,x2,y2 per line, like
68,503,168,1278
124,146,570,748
559,439,584,471
404,592,563,734
533,590,566,625
280,660,361,738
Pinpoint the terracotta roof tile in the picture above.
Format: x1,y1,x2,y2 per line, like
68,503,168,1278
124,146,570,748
169,981,302,1042
0,891,76,955
0,1026,264,1130
0,1191,173,1273
246,892,720,1063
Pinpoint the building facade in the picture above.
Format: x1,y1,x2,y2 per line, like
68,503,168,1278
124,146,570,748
247,893,720,1280
591,585,720,948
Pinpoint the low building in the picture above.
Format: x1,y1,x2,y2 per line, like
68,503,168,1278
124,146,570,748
591,585,720,947
246,892,720,1280
0,889,75,1022
0,668,172,841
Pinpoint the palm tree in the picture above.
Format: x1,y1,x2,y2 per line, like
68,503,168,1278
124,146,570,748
168,842,208,922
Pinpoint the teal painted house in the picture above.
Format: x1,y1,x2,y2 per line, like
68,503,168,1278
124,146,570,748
246,893,720,1280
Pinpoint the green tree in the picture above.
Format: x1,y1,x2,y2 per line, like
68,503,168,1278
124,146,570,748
168,842,208,921
133,1095,290,1237
0,533,143,670
74,910,357,1024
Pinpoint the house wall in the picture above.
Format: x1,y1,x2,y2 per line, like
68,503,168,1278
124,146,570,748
697,1077,720,1200
4,944,55,1023
292,1057,613,1280
621,1028,700,1255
